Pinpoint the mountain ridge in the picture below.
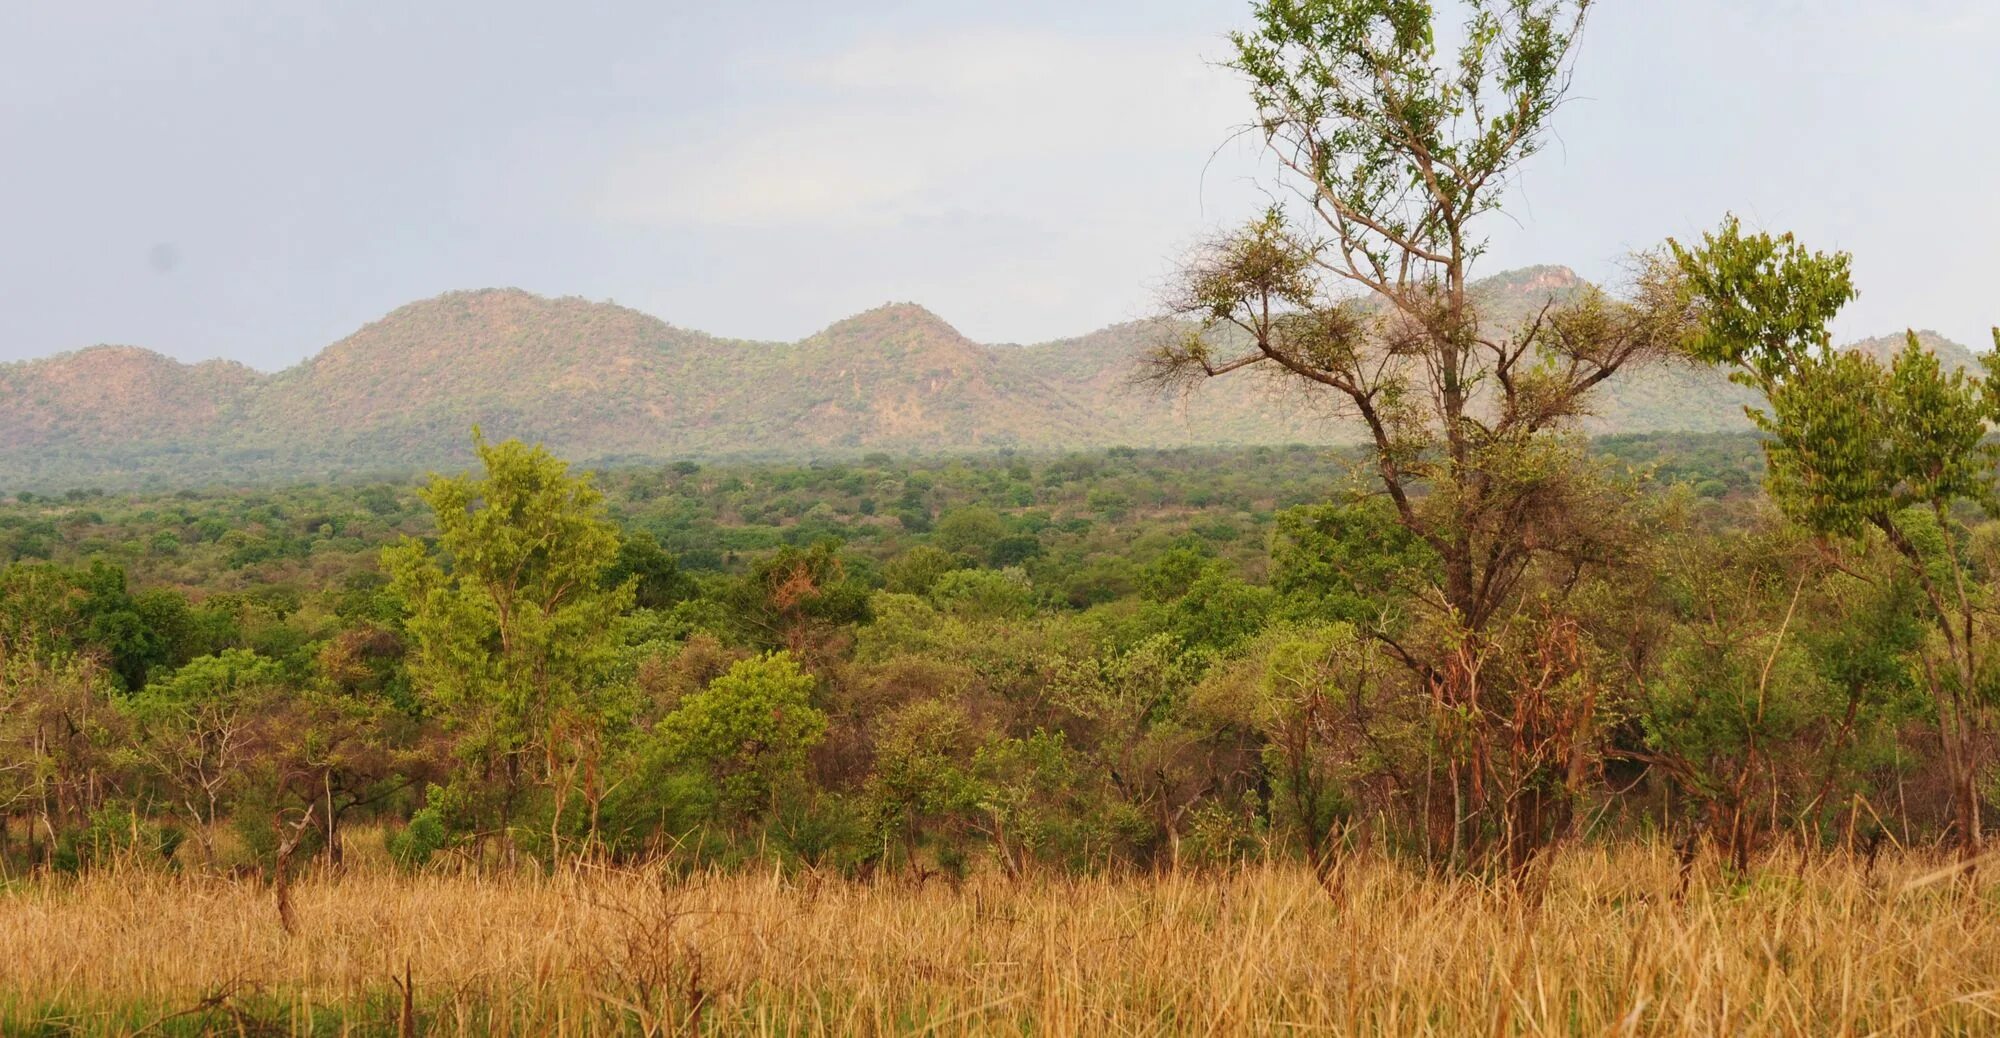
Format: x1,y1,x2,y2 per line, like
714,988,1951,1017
0,272,1978,486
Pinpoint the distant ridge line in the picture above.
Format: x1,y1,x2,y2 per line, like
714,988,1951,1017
0,270,1974,486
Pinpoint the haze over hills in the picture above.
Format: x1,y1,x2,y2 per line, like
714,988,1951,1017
0,267,1977,487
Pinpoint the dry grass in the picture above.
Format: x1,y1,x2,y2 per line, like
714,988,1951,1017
5,843,2000,1036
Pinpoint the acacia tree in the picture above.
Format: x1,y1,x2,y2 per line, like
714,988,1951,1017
1150,0,1690,868
386,433,634,861
1674,217,2000,864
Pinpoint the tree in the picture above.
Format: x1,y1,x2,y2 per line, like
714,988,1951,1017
256,679,437,869
1634,525,1819,873
865,699,985,868
385,433,634,860
930,568,1038,621
128,649,284,863
604,530,696,611
932,506,1007,562
1270,499,1434,624
1674,216,2000,864
656,652,828,820
0,650,128,867
725,540,870,662
1201,623,1394,881
1148,0,1687,869
0,561,195,691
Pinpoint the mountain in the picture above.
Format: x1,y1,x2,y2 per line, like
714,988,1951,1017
0,346,257,448
1849,330,1982,371
0,272,1976,486
240,289,743,462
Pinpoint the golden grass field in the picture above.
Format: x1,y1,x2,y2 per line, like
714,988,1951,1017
4,843,2000,1036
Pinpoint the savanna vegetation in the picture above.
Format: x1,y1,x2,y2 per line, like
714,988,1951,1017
3,424,1994,1034
6,0,2000,1034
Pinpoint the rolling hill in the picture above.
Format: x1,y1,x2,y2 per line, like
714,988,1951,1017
0,269,1976,487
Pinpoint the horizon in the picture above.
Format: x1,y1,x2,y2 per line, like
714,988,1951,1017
4,1,1995,368
6,268,1987,378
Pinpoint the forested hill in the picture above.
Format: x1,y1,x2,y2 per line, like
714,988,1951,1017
0,268,1974,487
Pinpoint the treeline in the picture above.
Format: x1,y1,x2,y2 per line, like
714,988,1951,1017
0,426,1974,880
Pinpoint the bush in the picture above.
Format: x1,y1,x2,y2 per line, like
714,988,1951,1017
388,807,450,870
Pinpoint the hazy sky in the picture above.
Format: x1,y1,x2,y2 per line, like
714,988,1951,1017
3,1,1994,369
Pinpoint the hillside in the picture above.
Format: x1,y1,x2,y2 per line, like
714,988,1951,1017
1849,330,1982,371
0,271,1975,486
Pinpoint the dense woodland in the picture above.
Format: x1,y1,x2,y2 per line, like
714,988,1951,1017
0,429,1971,882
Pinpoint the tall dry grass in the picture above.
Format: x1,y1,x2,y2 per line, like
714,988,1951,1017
4,843,2000,1036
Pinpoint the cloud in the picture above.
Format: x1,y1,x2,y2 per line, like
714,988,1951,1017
592,29,1251,231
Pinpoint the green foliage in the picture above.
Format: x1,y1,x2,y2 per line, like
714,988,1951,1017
604,530,696,610
385,432,634,841
656,652,828,816
1,433,1983,879
881,545,967,596
1676,220,2000,537
52,806,182,873
767,792,867,871
387,807,450,870
932,506,1007,561
139,648,283,703
725,540,871,653
1162,564,1275,653
0,561,206,690
1270,499,1432,623
1230,0,1588,262
866,699,985,856
1671,216,1857,384
1678,222,2000,854
930,568,1037,621
1139,543,1213,602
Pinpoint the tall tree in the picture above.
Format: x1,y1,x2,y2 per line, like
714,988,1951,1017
1674,216,2000,865
1149,0,1688,868
385,433,634,860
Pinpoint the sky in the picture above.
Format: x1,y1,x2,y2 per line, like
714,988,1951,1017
2,1,1995,369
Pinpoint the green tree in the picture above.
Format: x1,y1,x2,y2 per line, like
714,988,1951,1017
865,699,985,868
1252,624,1386,878
930,568,1038,621
1675,217,2000,862
0,652,129,868
0,561,193,690
656,652,827,819
1270,500,1434,624
932,506,1007,562
385,434,633,860
882,545,968,597
604,530,696,611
